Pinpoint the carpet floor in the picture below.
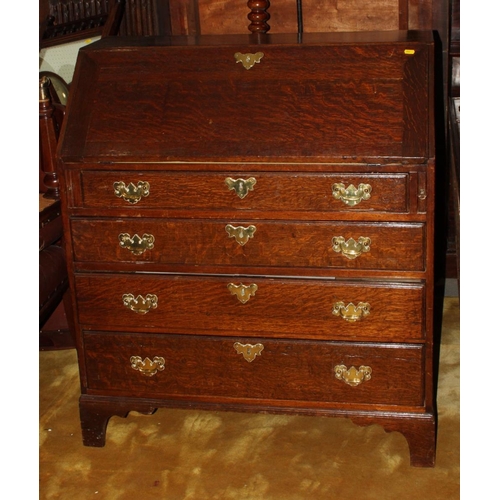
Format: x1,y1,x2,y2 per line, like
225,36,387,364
39,297,459,499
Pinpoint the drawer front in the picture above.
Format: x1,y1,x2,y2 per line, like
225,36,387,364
71,219,425,271
83,332,424,407
75,274,425,341
80,171,409,213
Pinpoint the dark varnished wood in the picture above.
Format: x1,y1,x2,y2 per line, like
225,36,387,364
59,32,433,164
79,394,435,467
165,0,431,36
448,98,460,290
74,274,425,341
39,77,61,199
247,0,271,33
79,396,157,447
70,219,426,272
58,31,437,467
78,170,411,213
83,333,424,406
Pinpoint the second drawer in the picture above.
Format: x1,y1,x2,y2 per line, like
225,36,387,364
71,218,425,272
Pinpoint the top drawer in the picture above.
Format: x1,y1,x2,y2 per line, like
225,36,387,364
78,170,410,213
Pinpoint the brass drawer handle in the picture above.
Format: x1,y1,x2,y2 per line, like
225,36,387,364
228,283,258,304
235,52,264,70
130,356,165,377
332,183,372,206
225,224,257,246
334,365,372,386
118,233,155,255
113,181,150,204
332,236,371,260
332,302,371,322
122,293,158,314
234,342,264,362
225,177,256,199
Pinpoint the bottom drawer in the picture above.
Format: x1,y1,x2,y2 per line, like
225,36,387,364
83,333,424,407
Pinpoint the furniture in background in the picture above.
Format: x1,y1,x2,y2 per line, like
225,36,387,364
40,0,125,86
40,0,125,48
58,29,437,467
448,0,460,291
39,196,73,350
39,1,127,349
39,76,73,349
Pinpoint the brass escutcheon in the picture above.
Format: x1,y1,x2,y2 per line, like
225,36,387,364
227,283,258,304
130,356,165,376
332,302,371,322
225,224,257,246
122,293,158,314
225,177,257,199
334,365,372,386
234,342,264,362
118,233,155,255
234,52,264,70
332,236,371,260
113,181,150,204
332,183,372,206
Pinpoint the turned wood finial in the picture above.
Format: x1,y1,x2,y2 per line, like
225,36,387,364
39,76,60,200
247,0,270,33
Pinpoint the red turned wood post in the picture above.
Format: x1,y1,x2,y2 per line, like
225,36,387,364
247,0,270,33
39,76,60,200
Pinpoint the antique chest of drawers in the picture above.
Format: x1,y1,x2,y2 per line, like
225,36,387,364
58,31,437,467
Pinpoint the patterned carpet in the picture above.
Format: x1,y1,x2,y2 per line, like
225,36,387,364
39,298,459,499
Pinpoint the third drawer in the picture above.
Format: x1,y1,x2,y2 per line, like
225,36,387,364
74,273,426,342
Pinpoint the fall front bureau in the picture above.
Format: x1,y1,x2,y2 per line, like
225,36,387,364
58,30,437,467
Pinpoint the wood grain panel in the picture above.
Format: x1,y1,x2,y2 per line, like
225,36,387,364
197,0,400,34
83,332,425,406
75,274,425,340
79,171,410,213
60,35,431,163
71,219,425,271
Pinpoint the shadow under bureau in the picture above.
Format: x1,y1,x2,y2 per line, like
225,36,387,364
58,30,437,467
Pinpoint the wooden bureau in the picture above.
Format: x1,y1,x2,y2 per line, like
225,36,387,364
58,30,437,467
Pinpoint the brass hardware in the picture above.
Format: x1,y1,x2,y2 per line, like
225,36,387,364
233,342,264,362
332,302,371,322
332,183,372,206
39,76,51,101
418,188,427,200
404,49,416,55
130,356,165,376
225,177,256,199
122,293,158,314
334,365,372,386
332,236,371,260
234,52,264,70
113,181,150,204
118,233,155,255
225,224,257,246
227,283,258,304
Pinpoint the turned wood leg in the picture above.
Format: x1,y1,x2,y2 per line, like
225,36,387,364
79,396,157,447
